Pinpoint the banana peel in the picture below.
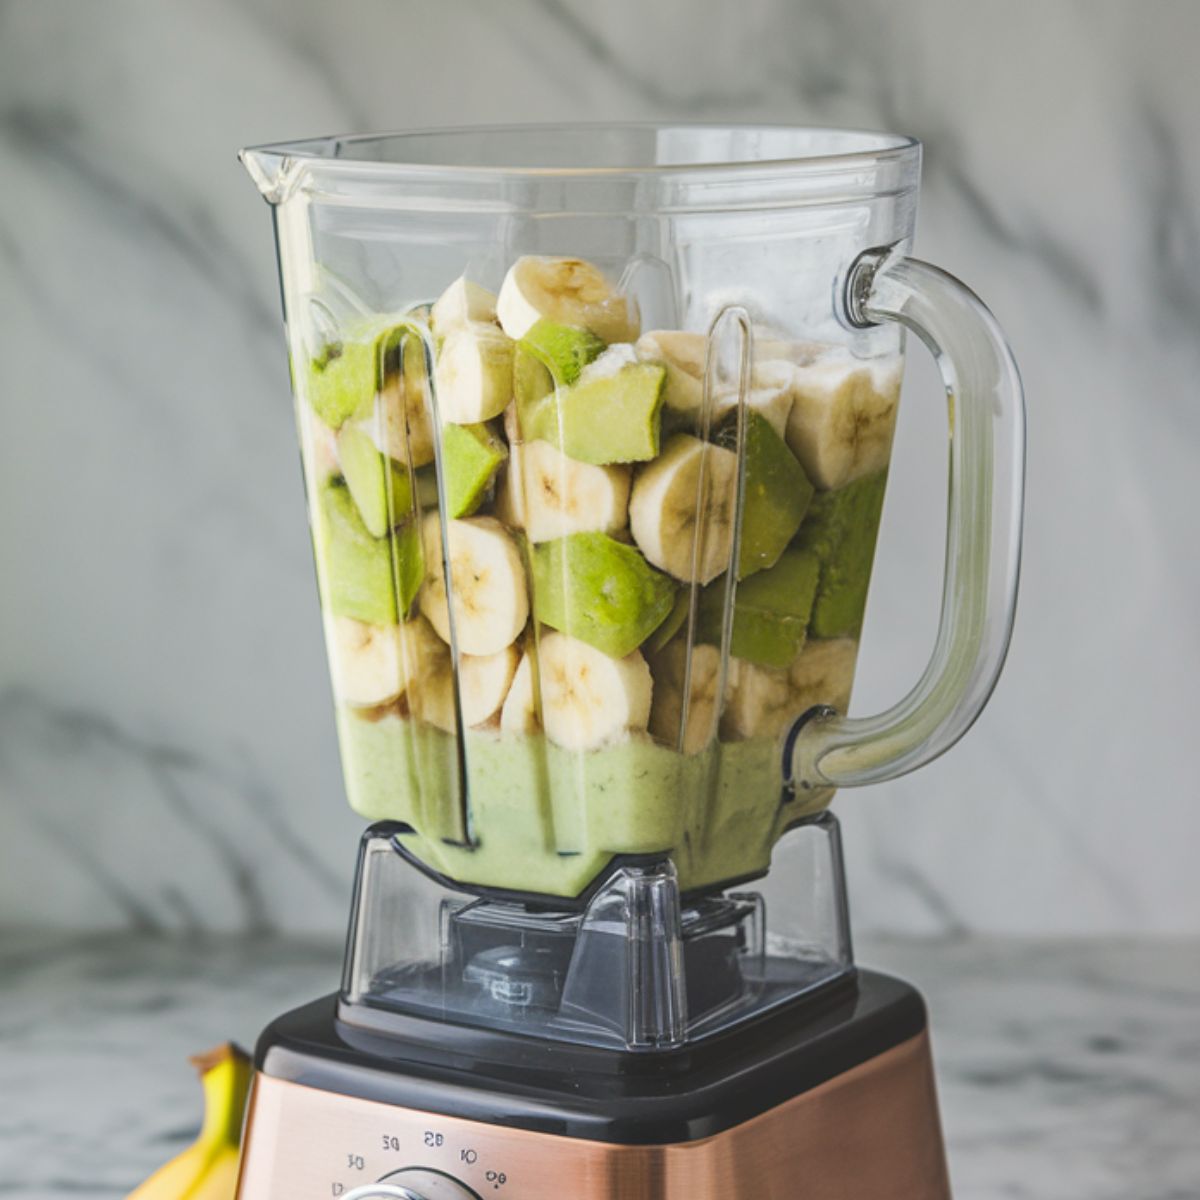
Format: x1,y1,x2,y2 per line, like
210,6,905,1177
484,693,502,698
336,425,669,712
127,1043,253,1200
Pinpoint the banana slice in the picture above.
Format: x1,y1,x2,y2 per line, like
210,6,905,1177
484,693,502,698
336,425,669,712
326,616,406,707
712,382,794,441
536,632,652,750
497,256,639,343
302,405,341,482
636,330,706,416
720,657,794,740
411,641,520,732
434,322,514,424
363,346,437,469
420,513,529,655
789,636,858,714
430,276,498,335
499,652,539,733
520,438,631,543
629,434,738,584
648,640,721,755
785,355,902,490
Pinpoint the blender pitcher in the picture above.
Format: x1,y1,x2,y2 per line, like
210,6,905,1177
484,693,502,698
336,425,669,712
241,124,1023,905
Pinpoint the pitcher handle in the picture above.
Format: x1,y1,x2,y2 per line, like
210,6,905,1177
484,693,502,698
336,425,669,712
786,247,1026,793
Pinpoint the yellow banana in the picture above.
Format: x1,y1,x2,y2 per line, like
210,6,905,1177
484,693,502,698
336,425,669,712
127,1043,253,1200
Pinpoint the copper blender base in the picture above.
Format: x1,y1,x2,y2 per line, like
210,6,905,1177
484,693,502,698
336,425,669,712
237,1030,950,1199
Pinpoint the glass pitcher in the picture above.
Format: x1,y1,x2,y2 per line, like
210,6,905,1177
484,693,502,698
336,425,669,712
241,125,1024,902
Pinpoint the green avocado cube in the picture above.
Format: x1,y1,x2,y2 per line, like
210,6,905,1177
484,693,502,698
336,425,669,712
521,320,606,385
521,362,666,465
793,471,888,638
696,549,821,668
337,425,414,537
532,532,678,659
314,481,422,625
441,422,508,518
718,410,815,579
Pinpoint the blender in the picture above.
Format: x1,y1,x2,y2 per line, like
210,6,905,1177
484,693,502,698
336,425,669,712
235,125,1024,1200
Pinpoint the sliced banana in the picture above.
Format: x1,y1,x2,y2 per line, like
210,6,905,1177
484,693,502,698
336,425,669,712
648,640,721,755
420,513,529,655
434,322,514,424
411,642,520,733
720,657,794,741
636,330,706,416
430,277,498,336
362,347,436,469
536,632,652,750
302,405,341,482
785,355,902,490
497,256,639,344
326,616,405,707
520,438,631,543
712,382,794,441
499,652,539,733
789,636,858,714
629,434,738,584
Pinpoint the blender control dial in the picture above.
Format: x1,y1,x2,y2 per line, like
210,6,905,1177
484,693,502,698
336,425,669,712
345,1168,481,1200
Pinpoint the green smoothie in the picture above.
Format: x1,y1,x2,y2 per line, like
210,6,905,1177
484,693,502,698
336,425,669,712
337,706,804,896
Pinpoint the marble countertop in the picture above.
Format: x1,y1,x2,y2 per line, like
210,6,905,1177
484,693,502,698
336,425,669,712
3,933,1196,1199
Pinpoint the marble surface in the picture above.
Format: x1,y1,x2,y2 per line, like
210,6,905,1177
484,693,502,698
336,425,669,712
2,932,1197,1199
2,1,1200,935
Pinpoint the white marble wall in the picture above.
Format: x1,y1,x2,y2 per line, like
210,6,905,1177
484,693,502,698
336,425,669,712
1,0,1197,936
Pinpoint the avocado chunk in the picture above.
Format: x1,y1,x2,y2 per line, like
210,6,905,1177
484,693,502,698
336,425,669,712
717,410,814,579
521,319,606,385
793,471,888,638
644,587,691,653
532,532,677,659
337,425,414,537
520,362,666,465
315,481,422,625
695,549,820,668
441,422,508,518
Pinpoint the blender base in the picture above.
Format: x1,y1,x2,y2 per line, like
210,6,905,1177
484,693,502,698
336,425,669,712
235,971,951,1199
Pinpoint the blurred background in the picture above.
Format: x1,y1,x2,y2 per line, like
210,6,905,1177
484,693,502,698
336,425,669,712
2,0,1198,942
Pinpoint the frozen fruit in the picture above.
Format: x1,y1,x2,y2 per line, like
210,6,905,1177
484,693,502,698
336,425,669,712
789,637,858,714
535,631,653,750
434,322,514,423
715,410,814,578
531,532,677,659
785,355,901,490
441,422,507,518
419,514,529,655
337,424,414,537
719,658,794,740
316,481,421,625
305,336,377,429
518,438,631,543
636,329,706,418
497,256,639,343
793,471,887,638
520,319,606,385
647,640,721,754
696,549,820,668
410,640,521,733
521,361,666,466
629,433,738,584
644,588,691,653
326,616,406,708
430,276,498,336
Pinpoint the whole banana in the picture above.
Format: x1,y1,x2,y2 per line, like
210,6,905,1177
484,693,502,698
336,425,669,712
127,1043,253,1200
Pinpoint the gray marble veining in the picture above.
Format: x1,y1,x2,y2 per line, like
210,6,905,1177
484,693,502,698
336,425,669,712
1,0,1199,936
2,933,1197,1199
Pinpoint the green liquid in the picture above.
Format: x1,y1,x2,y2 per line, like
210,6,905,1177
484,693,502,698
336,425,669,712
336,708,831,897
